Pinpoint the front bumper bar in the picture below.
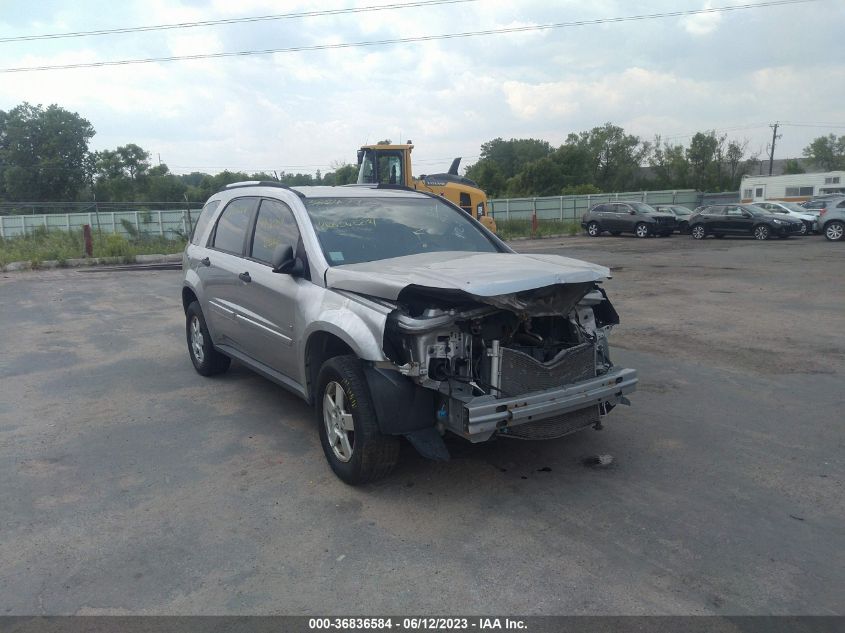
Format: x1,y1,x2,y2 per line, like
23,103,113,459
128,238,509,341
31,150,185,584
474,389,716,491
462,367,638,438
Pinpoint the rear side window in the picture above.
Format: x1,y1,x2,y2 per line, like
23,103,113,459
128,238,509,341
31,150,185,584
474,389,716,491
190,200,219,245
250,199,302,264
212,198,255,255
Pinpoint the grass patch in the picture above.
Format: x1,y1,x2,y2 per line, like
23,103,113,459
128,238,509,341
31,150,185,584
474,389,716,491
0,226,186,268
495,219,581,240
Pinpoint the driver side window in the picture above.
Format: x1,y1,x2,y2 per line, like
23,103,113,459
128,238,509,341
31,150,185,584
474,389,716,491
249,198,302,266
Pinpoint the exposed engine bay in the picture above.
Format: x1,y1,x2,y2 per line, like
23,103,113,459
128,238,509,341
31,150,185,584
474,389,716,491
379,281,626,442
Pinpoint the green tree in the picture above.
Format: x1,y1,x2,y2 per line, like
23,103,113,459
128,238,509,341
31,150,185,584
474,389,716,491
724,140,748,189
0,102,95,201
465,138,553,196
782,158,806,175
93,144,153,201
802,134,845,171
322,163,358,186
649,136,690,189
686,131,726,191
564,123,647,192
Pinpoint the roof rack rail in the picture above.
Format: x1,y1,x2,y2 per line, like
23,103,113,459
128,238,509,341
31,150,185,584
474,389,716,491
375,184,415,192
218,181,305,198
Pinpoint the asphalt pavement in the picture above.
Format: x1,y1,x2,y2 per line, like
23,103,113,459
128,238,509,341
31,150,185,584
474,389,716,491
0,233,842,615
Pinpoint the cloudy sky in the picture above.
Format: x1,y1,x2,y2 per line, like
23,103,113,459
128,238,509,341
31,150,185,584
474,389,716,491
1,0,843,177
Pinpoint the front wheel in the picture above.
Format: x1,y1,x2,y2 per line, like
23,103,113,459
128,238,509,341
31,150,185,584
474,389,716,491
586,221,601,237
690,224,706,240
824,220,844,241
635,222,650,238
186,301,230,376
316,355,400,485
753,225,771,241
798,222,809,235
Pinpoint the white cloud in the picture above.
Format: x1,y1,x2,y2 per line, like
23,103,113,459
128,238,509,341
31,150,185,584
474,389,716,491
680,2,723,36
0,0,839,173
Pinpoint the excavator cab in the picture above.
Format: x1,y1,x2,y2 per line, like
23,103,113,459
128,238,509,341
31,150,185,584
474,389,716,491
355,143,497,233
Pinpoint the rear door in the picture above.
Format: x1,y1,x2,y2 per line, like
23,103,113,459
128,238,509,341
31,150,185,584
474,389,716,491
605,203,627,232
723,205,752,235
202,197,259,351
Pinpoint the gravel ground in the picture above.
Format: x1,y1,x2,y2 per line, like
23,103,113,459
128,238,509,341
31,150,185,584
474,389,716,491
0,233,842,615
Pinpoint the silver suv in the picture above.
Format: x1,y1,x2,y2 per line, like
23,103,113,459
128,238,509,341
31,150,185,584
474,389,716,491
181,182,637,484
810,196,845,241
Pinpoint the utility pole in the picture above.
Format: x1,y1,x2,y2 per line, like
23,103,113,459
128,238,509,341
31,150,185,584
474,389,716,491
768,122,781,176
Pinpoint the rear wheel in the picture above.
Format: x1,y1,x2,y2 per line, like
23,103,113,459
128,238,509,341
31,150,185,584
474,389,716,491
690,224,706,240
635,222,650,238
586,222,601,237
753,225,771,241
316,355,400,485
824,220,844,241
186,301,231,376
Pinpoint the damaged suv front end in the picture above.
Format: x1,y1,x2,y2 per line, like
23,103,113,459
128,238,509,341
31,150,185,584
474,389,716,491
183,183,637,484
326,250,637,456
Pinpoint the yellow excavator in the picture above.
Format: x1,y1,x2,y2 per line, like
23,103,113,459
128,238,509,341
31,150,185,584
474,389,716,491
356,142,497,233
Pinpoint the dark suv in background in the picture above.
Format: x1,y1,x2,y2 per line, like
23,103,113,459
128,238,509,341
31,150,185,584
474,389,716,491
582,201,675,238
652,204,694,233
688,204,804,240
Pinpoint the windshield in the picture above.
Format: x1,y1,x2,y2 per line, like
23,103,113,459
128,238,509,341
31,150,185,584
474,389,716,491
781,202,807,213
304,196,501,266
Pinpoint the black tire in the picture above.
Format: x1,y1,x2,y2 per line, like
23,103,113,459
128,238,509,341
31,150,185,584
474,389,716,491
824,220,844,241
316,355,400,485
186,301,231,376
635,222,650,238
586,221,601,237
798,222,809,236
690,224,706,240
610,231,621,236
753,224,770,241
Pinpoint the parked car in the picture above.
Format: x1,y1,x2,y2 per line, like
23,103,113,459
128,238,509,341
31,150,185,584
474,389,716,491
182,182,638,484
581,201,675,237
801,198,835,217
652,204,694,233
753,201,818,234
813,195,845,241
688,204,804,240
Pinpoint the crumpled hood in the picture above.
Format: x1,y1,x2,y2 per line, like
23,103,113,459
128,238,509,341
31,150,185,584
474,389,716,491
324,251,610,300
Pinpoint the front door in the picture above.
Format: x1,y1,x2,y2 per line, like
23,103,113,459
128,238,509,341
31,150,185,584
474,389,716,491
723,205,753,234
236,197,306,381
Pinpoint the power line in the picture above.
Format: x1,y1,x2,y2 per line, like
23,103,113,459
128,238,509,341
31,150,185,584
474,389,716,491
0,0,817,73
0,0,479,44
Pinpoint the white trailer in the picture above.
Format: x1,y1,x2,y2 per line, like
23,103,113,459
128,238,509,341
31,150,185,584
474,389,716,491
740,171,845,203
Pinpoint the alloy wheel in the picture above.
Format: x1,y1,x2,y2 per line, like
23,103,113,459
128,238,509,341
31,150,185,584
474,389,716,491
323,381,355,462
190,316,205,364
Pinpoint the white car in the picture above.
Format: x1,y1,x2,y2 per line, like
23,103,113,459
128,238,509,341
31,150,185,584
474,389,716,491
753,201,818,234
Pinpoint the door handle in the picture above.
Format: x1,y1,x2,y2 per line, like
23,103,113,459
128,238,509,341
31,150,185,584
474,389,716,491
200,257,210,267
238,272,252,283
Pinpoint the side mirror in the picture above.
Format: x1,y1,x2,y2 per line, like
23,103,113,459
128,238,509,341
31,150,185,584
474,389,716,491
629,209,636,215
356,149,364,166
271,243,296,274
742,212,752,218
